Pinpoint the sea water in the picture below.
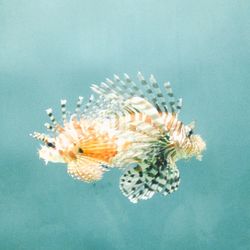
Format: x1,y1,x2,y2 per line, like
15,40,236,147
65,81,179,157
0,1,249,249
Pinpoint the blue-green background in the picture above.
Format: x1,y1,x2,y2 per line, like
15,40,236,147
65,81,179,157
0,1,249,249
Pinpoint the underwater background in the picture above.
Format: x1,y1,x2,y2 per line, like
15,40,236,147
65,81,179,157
0,1,249,249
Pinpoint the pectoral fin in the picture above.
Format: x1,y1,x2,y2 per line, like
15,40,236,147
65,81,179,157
119,161,180,203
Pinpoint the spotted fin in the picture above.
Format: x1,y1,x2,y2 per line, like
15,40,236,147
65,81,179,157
119,162,180,203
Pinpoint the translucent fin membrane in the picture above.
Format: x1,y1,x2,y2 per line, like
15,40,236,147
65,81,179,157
124,97,165,132
75,96,84,115
113,74,133,99
80,94,111,119
81,95,94,116
162,82,183,114
30,132,51,144
124,73,145,98
67,156,107,182
176,98,183,114
44,122,54,132
40,96,89,134
149,74,168,112
91,72,183,116
46,108,57,127
60,99,67,123
108,76,130,98
137,72,158,108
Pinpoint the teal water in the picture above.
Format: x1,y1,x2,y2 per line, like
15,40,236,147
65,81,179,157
0,1,249,249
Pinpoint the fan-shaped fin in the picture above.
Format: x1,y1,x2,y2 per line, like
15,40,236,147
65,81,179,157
119,161,180,203
67,156,109,182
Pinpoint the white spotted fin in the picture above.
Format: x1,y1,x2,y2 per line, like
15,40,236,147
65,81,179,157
119,162,180,203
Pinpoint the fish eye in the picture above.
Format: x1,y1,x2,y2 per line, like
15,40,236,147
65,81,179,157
47,142,55,148
187,129,193,137
78,148,84,153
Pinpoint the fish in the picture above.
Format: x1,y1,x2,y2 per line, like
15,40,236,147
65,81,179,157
90,72,206,203
31,72,206,204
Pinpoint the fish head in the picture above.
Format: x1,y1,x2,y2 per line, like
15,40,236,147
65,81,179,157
175,121,206,161
183,121,206,160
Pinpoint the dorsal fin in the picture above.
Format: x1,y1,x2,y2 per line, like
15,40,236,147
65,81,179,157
75,96,84,116
46,108,58,127
124,96,164,131
60,99,67,123
90,73,183,117
149,74,168,112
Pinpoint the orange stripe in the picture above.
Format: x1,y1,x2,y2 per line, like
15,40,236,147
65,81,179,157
167,114,176,130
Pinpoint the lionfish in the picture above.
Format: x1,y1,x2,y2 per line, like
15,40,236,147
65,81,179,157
31,73,206,203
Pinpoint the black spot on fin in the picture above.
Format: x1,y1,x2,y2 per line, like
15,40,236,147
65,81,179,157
119,160,180,203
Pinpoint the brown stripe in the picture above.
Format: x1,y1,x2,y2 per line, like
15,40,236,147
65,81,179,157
167,114,176,131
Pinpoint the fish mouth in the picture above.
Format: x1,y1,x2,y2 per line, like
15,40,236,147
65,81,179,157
190,134,206,160
178,134,206,161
